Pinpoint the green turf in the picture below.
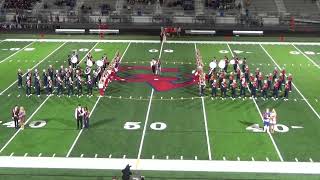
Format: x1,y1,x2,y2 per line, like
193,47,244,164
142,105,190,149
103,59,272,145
0,41,31,61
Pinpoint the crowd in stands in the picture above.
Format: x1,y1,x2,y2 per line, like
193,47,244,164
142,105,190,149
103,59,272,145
3,0,40,10
206,0,238,10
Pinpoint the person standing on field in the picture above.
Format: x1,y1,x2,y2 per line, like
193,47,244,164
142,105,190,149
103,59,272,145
19,106,26,130
74,104,84,129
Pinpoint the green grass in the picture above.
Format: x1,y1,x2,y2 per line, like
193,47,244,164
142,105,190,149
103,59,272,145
0,38,320,179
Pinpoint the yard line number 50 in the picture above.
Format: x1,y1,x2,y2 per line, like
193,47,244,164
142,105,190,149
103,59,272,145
124,122,167,131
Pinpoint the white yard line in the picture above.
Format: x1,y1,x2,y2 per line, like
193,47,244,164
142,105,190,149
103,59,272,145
137,40,164,161
65,42,131,157
195,42,212,160
0,95,52,153
65,96,101,157
4,38,320,45
260,44,320,120
0,42,67,95
201,97,212,160
0,157,320,174
0,41,35,64
291,44,320,69
227,43,284,162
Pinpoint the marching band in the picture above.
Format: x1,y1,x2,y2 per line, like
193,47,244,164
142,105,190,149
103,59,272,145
194,49,293,100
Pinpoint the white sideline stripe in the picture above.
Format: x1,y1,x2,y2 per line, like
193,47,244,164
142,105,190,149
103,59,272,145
227,43,284,162
1,157,320,174
291,44,320,69
78,42,99,64
65,96,101,157
4,39,320,45
201,97,212,160
0,95,52,153
196,42,212,161
0,42,67,95
137,39,164,161
260,44,320,121
0,41,34,63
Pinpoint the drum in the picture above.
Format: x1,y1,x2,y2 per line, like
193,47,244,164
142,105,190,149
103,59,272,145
87,60,93,67
71,56,78,64
218,60,226,69
230,59,235,65
96,60,104,67
209,62,217,69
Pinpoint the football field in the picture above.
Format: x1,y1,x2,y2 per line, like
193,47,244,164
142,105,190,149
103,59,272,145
0,38,320,174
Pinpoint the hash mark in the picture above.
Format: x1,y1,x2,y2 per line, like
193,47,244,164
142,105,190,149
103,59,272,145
237,157,240,161
80,154,84,158
195,156,198,160
95,154,98,158
38,153,42,157
180,156,183,160
24,153,28,157
295,158,299,162
266,157,269,161
251,157,255,161
309,158,313,162
123,155,126,159
166,155,169,160
52,153,56,157
10,152,14,157
109,154,112,158
152,155,155,159
223,156,226,161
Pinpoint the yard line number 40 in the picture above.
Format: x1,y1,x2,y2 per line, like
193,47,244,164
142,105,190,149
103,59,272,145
0,120,46,128
124,122,167,131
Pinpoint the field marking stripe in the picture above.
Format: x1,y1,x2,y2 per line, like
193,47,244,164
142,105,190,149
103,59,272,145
65,96,101,157
4,39,320,45
78,42,99,64
65,42,131,157
260,44,320,120
201,97,212,160
0,95,51,153
0,42,67,95
227,43,284,162
291,44,320,69
195,42,212,160
0,41,35,63
137,40,164,161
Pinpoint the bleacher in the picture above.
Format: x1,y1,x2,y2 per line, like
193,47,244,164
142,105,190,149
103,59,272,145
283,0,319,15
246,0,278,14
80,0,117,15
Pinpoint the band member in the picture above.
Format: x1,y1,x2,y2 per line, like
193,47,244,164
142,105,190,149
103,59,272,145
287,73,293,92
273,67,278,81
241,58,247,73
228,72,234,89
284,82,290,100
257,72,263,90
199,73,206,97
19,106,26,130
17,69,23,88
67,76,74,97
42,69,48,88
46,76,53,96
231,80,237,99
270,109,277,133
54,70,59,88
251,78,258,99
267,73,272,90
150,58,157,75
233,57,238,72
12,105,20,129
156,59,161,75
236,67,241,80
56,76,63,96
220,79,227,98
255,68,260,79
35,74,41,97
244,65,250,81
74,104,84,129
240,78,247,98
33,69,39,87
77,75,83,96
83,107,90,129
272,79,279,100
223,56,229,73
48,65,54,80
211,79,217,97
85,67,91,81
26,75,31,96
263,108,270,133
261,80,269,99
87,75,93,96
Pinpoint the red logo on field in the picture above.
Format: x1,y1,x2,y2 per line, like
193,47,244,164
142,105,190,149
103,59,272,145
117,65,197,91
